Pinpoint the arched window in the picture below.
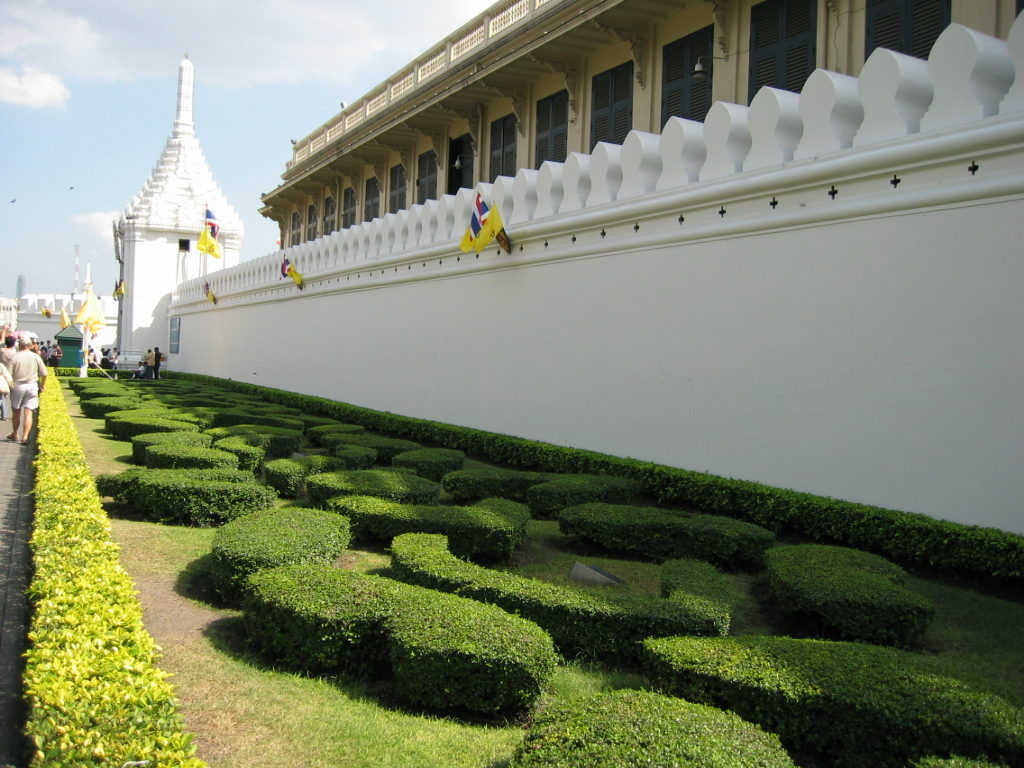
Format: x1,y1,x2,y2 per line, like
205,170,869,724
289,212,302,246
323,196,336,235
307,204,318,241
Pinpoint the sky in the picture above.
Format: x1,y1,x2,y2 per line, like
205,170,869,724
0,0,494,299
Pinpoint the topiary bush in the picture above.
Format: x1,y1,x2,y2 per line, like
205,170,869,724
390,533,728,664
243,563,556,714
764,544,935,648
508,689,796,768
78,395,144,419
559,503,776,569
130,430,214,465
96,467,253,504
210,507,351,604
208,409,305,431
203,424,302,458
391,448,466,481
104,413,202,442
525,474,642,518
144,443,240,471
320,433,421,463
327,496,529,563
642,635,1024,768
660,558,734,636
212,435,268,472
306,422,366,445
331,444,378,469
306,469,440,508
264,455,346,498
441,468,554,504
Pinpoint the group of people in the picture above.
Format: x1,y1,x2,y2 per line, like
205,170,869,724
0,327,48,444
133,347,165,379
34,339,64,367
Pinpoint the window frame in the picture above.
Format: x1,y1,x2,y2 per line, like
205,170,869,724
535,90,569,168
590,61,634,150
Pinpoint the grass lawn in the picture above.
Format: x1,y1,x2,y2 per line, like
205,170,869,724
62,383,1024,767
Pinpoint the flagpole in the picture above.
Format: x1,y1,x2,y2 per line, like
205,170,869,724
78,275,91,378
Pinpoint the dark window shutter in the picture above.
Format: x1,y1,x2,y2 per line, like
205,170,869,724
661,24,714,126
748,0,817,101
535,90,569,167
416,150,438,204
364,177,380,222
323,196,336,235
289,212,301,246
591,61,633,149
306,205,318,241
447,134,474,195
342,187,356,228
489,114,517,182
865,0,949,60
388,164,406,214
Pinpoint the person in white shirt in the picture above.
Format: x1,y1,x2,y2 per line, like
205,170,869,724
8,336,47,444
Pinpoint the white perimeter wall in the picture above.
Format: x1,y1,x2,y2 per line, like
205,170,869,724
169,22,1024,534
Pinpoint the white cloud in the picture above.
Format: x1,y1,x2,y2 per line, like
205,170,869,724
72,211,119,246
0,64,69,107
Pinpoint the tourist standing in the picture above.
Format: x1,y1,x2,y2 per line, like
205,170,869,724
153,346,164,379
144,349,155,379
8,337,47,444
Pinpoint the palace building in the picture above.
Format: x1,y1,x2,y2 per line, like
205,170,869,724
259,0,1020,245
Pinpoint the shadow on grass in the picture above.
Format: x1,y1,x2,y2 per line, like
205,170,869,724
175,552,231,608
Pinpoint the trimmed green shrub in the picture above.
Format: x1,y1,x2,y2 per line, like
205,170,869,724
390,533,727,664
144,443,239,470
643,635,1024,768
104,413,201,442
212,435,268,472
264,455,345,498
320,433,421,463
306,469,440,508
526,474,641,518
331,444,378,469
508,689,796,768
764,544,935,647
96,467,253,504
168,373,1024,588
660,558,734,636
244,563,556,714
73,384,135,400
78,395,143,419
209,409,304,431
210,507,351,604
131,430,214,465
204,424,302,458
327,496,529,562
307,422,366,445
559,503,776,568
392,448,466,481
912,758,1010,768
441,468,554,503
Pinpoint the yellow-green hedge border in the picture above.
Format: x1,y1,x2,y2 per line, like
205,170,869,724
23,379,205,767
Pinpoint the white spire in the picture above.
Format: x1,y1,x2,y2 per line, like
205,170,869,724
174,53,195,137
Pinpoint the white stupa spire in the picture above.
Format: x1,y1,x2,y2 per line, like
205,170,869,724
173,53,195,137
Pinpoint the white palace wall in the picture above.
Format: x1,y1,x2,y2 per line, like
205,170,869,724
170,22,1024,534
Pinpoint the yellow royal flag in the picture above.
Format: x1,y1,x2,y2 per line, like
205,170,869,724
197,208,223,258
60,307,71,329
74,285,106,335
460,193,511,254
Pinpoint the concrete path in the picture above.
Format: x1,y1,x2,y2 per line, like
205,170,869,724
0,425,34,768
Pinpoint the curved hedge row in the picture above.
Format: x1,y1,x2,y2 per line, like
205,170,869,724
25,380,205,766
212,435,267,472
167,374,1023,588
327,495,529,563
203,425,302,459
765,544,935,648
264,455,346,497
145,443,240,471
660,558,734,636
307,422,366,445
392,447,466,481
130,430,214,465
320,433,421,463
210,507,351,604
244,563,556,714
560,502,776,568
508,689,796,768
306,469,440,508
390,533,727,663
642,635,1024,768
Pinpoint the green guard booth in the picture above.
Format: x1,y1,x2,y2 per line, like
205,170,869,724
54,325,84,369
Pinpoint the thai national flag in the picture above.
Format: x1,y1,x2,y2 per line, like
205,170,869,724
205,209,220,239
468,194,489,240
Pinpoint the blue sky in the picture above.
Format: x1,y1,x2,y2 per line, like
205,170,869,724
0,0,492,298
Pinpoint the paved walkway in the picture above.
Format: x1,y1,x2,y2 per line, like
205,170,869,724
0,424,34,768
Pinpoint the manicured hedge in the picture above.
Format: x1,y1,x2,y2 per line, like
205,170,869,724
765,544,935,648
207,409,305,431
331,444,378,469
306,469,440,508
145,443,240,471
166,374,1024,588
508,689,796,768
26,380,205,766
130,430,214,465
911,758,1010,768
78,394,143,419
320,433,421,463
244,563,556,714
390,533,727,664
327,495,529,563
264,455,346,498
96,467,275,525
560,503,776,568
525,474,641,518
104,410,202,441
204,424,302,458
642,635,1024,768
210,507,351,604
392,447,466,481
306,422,366,445
212,435,268,472
660,558,734,636
441,468,554,503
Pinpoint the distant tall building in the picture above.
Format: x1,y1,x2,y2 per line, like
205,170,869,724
16,274,25,301
114,54,243,357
